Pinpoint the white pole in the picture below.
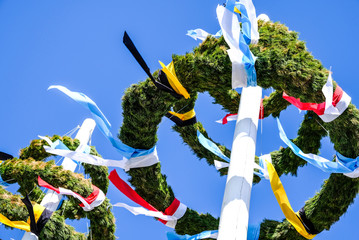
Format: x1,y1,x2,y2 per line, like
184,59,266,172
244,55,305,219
217,86,262,240
22,118,96,240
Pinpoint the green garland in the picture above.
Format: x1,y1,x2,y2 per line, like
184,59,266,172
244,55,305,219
1,19,359,240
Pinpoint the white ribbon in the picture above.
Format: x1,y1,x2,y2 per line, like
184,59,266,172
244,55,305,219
44,146,159,172
238,0,259,44
113,202,187,228
217,5,248,89
213,159,269,180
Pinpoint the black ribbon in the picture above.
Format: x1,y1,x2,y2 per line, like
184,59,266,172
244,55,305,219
0,152,13,160
22,195,53,236
165,112,197,127
297,207,320,235
123,31,182,99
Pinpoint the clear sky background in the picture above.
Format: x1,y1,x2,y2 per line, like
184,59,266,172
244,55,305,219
1,0,359,239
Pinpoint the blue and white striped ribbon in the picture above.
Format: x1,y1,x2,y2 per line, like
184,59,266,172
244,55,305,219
49,85,156,159
217,0,258,88
197,130,230,162
186,29,222,41
197,131,268,179
167,224,260,240
277,118,357,174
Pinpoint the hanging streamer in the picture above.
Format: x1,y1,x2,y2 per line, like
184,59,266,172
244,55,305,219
186,29,222,41
213,159,268,179
197,131,230,162
283,73,351,122
166,109,197,127
123,31,182,99
276,118,356,174
159,61,190,99
22,195,53,236
109,169,187,228
266,159,316,239
43,145,159,172
167,224,260,240
216,1,258,88
216,99,264,124
297,207,320,235
233,0,259,44
38,177,105,211
0,196,52,236
167,230,218,240
49,85,156,160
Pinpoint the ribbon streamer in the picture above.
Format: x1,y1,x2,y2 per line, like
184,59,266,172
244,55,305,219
159,61,190,99
216,99,264,124
217,1,257,88
166,109,197,127
186,29,222,41
277,118,355,173
109,169,187,228
0,196,52,236
38,176,105,211
22,195,53,236
283,73,351,122
167,224,260,240
49,85,156,160
123,31,182,99
266,160,316,239
197,131,230,162
43,145,159,172
214,159,269,179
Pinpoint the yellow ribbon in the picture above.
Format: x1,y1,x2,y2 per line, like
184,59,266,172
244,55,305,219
266,161,316,239
159,61,190,99
234,7,241,15
0,213,30,232
168,109,195,121
0,203,46,232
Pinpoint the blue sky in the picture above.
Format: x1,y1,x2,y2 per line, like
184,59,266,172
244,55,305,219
1,0,359,239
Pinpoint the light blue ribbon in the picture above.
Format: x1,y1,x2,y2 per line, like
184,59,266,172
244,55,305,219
198,131,266,178
277,118,357,173
186,29,222,40
49,86,156,159
167,230,218,240
167,224,260,240
197,131,230,162
225,0,257,87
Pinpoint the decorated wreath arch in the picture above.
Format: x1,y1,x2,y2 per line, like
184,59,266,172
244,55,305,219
1,1,359,240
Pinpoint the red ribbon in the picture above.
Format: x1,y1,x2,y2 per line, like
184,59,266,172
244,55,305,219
108,169,181,225
38,176,101,207
221,99,264,124
282,86,343,115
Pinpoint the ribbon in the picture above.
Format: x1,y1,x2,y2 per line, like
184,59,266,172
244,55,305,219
43,145,159,172
109,169,187,228
233,0,259,44
166,109,197,127
167,230,218,240
0,196,52,235
123,31,182,99
197,130,230,162
159,61,190,99
266,160,316,239
49,85,156,160
217,1,258,88
216,99,264,124
167,224,260,240
283,73,351,122
21,195,53,236
38,176,105,211
297,207,320,235
214,159,269,179
277,118,355,173
186,29,222,41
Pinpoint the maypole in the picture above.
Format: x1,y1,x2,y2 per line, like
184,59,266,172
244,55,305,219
21,118,96,240
217,86,262,240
